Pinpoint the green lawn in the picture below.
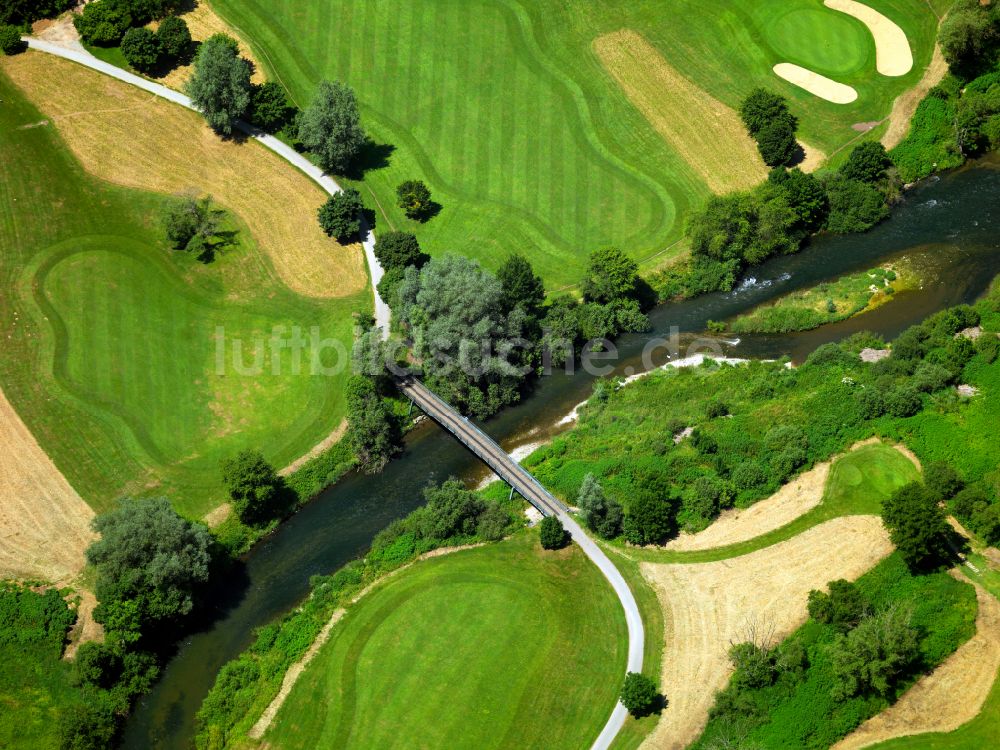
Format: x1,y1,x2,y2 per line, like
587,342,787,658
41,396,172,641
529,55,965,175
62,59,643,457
0,71,364,516
212,0,941,285
264,532,627,750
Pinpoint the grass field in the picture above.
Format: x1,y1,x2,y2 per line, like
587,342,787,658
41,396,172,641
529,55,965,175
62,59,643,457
0,69,366,517
211,0,942,285
263,533,627,750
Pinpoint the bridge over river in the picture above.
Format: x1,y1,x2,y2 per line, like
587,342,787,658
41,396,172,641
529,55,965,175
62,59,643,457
398,376,645,750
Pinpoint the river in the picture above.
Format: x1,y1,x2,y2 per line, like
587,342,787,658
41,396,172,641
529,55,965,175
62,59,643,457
123,154,1000,748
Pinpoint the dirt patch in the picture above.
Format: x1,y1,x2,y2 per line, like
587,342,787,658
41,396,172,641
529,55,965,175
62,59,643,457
639,516,893,750
202,502,232,528
825,0,914,77
798,140,828,172
64,588,104,660
278,419,348,477
1,52,366,300
833,575,1000,749
594,29,768,194
883,43,948,149
664,462,831,552
773,63,859,104
153,1,265,92
0,387,95,582
852,121,882,132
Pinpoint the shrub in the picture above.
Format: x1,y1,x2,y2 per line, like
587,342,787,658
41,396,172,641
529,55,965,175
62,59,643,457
884,385,922,417
924,461,964,500
840,142,893,184
120,27,161,72
396,179,434,220
705,400,729,418
156,14,191,60
882,483,951,571
623,494,675,545
807,579,867,632
756,119,798,166
731,460,768,490
539,515,569,550
476,504,512,541
577,473,623,539
1,0,73,26
824,175,889,234
0,23,24,55
621,672,659,717
740,88,797,137
317,188,363,241
373,231,427,271
690,428,718,454
220,449,285,525
855,388,887,419
249,80,294,132
74,1,132,46
417,480,486,541
830,607,919,700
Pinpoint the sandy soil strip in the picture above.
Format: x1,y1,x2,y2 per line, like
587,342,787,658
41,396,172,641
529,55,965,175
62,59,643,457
153,1,265,91
1,52,366,300
825,0,914,77
247,543,485,739
883,43,948,149
774,63,859,104
798,140,828,172
0,386,95,582
63,588,105,659
664,462,831,551
594,30,768,194
278,419,348,477
639,516,893,750
832,575,1000,750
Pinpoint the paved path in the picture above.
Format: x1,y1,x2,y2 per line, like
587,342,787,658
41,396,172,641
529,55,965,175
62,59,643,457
22,37,391,337
23,37,643,749
398,376,645,750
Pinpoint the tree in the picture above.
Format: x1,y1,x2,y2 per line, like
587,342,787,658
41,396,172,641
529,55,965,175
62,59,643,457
86,498,212,632
373,231,428,271
884,385,922,417
0,24,23,55
539,515,569,549
297,79,367,173
396,179,434,220
924,461,964,500
620,672,659,716
185,34,252,135
220,449,284,524
416,479,486,540
317,188,364,241
581,247,640,304
939,2,998,73
577,473,623,539
162,195,223,254
120,27,161,73
249,80,293,132
841,142,893,184
623,494,674,545
156,14,191,60
740,88,797,138
73,1,132,46
755,119,798,167
345,374,400,473
2,0,73,26
823,174,889,234
496,252,546,314
476,504,512,541
768,167,828,230
807,579,867,632
58,697,118,750
73,642,122,689
881,482,951,570
830,607,919,700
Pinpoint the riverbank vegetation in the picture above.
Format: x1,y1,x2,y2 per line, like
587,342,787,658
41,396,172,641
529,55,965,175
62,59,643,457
729,264,914,334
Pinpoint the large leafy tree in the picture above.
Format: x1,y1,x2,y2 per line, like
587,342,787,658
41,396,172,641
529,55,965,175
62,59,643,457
623,494,675,545
497,253,546,314
317,188,364,241
185,34,252,135
86,498,212,632
739,88,797,138
373,231,428,271
621,673,659,716
120,27,161,73
220,449,284,524
345,374,400,473
73,1,132,46
840,142,893,184
881,482,951,570
156,14,191,60
830,607,919,700
581,247,640,304
298,80,367,173
1,0,73,26
939,1,998,73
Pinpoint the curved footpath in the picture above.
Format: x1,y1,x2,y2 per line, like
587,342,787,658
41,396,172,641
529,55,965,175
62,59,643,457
21,37,391,337
21,37,646,749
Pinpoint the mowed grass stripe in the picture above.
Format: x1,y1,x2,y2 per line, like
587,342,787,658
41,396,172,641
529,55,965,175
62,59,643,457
594,29,767,195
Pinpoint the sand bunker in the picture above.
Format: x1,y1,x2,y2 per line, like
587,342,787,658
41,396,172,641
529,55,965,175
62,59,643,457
640,516,893,750
825,0,913,77
833,576,1000,749
0,386,95,582
774,63,859,104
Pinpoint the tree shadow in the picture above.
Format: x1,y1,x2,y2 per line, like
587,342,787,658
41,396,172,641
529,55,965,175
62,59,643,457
785,142,808,169
413,199,442,223
345,140,396,179
631,694,668,719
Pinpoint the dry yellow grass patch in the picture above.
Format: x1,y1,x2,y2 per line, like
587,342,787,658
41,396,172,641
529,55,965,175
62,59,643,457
0,387,95,583
833,576,1000,750
639,516,893,750
594,29,768,194
665,462,831,552
153,1,266,91
1,52,366,299
883,43,948,149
